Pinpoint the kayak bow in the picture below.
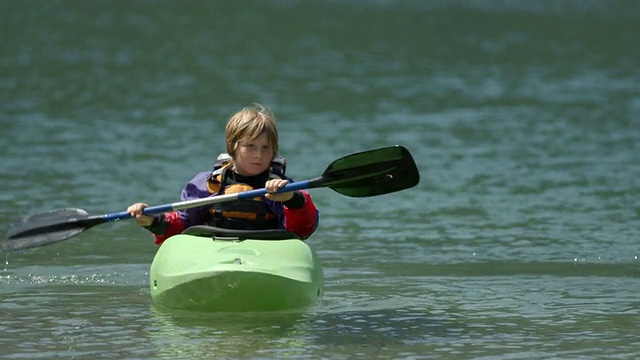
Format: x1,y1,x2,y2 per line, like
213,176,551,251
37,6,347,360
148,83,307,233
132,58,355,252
149,226,323,312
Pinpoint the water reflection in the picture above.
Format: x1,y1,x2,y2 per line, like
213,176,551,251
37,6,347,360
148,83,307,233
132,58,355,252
148,307,315,358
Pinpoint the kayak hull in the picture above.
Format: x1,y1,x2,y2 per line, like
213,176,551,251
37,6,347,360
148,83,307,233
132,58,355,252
149,227,323,312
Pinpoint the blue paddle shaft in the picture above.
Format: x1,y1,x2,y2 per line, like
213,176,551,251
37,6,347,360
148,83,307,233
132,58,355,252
101,180,312,222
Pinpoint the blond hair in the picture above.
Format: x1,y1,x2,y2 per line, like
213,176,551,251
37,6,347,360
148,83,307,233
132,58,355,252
225,103,279,159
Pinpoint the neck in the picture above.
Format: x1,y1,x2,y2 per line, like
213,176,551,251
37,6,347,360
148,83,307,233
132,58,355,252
232,169,270,189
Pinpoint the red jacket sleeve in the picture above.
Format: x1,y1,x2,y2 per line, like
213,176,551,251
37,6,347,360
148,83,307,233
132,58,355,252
153,211,186,245
283,191,318,240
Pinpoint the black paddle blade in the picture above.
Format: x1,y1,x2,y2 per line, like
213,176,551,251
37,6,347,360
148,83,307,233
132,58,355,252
3,208,104,251
312,145,420,197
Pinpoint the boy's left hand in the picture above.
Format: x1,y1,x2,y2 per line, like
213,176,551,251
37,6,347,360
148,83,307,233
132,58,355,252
265,179,294,202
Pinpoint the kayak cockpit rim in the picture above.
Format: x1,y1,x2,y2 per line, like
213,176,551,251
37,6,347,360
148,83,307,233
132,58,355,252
180,225,303,241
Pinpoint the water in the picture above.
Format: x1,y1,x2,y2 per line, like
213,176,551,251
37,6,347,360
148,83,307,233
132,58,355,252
2,1,640,358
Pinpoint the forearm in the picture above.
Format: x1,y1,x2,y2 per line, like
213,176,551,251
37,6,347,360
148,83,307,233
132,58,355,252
283,191,318,239
144,211,186,245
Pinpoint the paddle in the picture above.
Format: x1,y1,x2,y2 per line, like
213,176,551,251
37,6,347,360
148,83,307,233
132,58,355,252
4,145,419,251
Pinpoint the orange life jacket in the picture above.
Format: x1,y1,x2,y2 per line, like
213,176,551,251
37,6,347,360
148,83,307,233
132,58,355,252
204,154,287,230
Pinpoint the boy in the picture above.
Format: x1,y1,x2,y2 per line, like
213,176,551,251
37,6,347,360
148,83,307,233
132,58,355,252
127,104,318,244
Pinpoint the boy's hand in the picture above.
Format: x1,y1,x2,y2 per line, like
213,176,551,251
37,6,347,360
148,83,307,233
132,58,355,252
127,203,154,227
264,179,294,202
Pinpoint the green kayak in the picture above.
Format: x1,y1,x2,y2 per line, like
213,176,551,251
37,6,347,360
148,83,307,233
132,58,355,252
149,226,323,312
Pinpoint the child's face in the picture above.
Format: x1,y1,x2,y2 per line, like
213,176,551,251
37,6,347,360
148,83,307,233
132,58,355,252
233,133,274,176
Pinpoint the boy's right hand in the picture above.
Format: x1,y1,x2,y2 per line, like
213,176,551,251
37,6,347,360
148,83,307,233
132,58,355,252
127,203,155,227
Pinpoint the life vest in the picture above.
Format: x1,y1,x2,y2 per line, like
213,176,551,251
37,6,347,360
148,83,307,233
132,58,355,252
204,153,287,230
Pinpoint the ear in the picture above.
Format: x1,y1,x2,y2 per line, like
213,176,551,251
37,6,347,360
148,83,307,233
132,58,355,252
228,143,237,158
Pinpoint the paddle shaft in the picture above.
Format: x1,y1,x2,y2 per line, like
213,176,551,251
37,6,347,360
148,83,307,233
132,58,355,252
101,178,319,222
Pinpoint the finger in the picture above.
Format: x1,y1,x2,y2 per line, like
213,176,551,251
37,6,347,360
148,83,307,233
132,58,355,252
268,182,281,193
274,179,288,190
